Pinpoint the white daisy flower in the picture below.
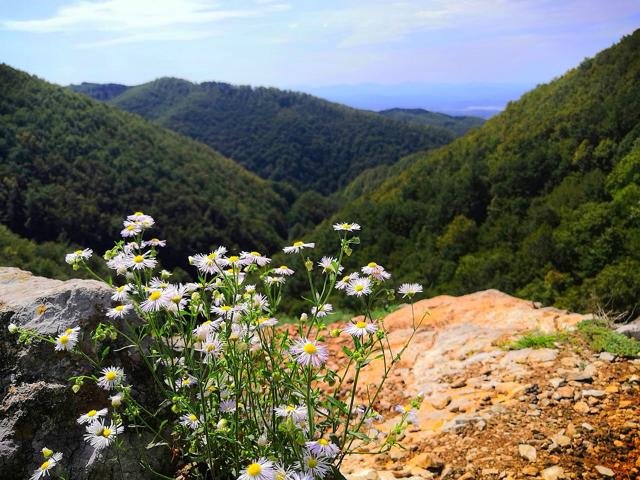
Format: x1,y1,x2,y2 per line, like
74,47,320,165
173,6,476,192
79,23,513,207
290,338,328,368
256,316,278,329
120,221,142,238
311,304,333,317
220,399,237,414
265,276,286,285
30,452,62,480
77,408,108,425
111,284,131,301
193,321,217,341
361,262,391,281
296,451,331,479
274,404,307,423
283,241,315,254
176,375,198,389
306,438,340,458
336,273,359,290
211,304,247,318
344,319,377,338
65,248,93,264
238,458,275,480
398,283,423,298
180,413,201,429
106,304,132,319
83,420,124,450
165,285,189,312
197,334,224,360
127,253,157,270
289,473,313,480
241,251,271,267
273,265,294,276
54,328,80,351
191,247,228,274
140,289,171,312
142,238,166,248
395,404,419,425
106,253,129,274
126,211,151,222
97,366,125,390
318,256,343,274
251,293,270,311
110,393,123,408
333,222,361,232
346,277,372,296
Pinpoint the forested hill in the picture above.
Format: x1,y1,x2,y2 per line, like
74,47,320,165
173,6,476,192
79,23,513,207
0,64,288,269
69,82,129,101
318,29,640,316
378,108,484,136
70,78,457,193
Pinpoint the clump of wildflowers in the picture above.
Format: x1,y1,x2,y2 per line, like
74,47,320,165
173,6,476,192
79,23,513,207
14,213,425,479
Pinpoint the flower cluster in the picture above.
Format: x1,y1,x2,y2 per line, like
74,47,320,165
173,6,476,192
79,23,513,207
12,212,425,479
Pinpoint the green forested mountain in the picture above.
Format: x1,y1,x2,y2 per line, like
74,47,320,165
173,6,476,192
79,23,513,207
379,108,484,136
69,82,129,101
70,78,456,193
318,30,640,316
0,64,288,269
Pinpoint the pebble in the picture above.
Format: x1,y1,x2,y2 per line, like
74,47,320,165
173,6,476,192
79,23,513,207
555,386,574,399
599,352,615,362
595,465,615,477
429,395,452,410
522,466,539,476
541,466,564,480
582,389,606,398
518,444,537,462
549,377,565,389
573,401,590,414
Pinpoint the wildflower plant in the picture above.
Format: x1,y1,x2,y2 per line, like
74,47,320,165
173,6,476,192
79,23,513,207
10,212,425,480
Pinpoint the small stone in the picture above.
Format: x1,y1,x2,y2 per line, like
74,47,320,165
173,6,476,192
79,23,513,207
552,434,571,447
594,466,614,477
518,444,537,463
581,422,595,432
555,386,574,399
549,378,565,389
522,466,539,476
450,379,467,388
481,468,500,476
429,395,452,410
582,389,606,398
566,423,577,438
599,352,615,362
528,349,558,362
573,401,590,414
605,385,619,394
541,466,564,480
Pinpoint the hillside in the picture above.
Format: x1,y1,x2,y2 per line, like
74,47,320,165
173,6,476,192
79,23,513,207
69,82,129,101
70,78,456,193
0,65,288,269
318,30,640,316
379,108,484,136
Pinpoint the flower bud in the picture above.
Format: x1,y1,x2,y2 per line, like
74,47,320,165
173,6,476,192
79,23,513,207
161,269,172,279
172,396,180,403
237,342,248,353
217,418,228,430
300,313,308,322
109,331,118,340
7,323,18,334
72,264,79,271
110,394,123,408
42,447,53,458
171,404,180,414
72,384,81,394
331,328,341,338
305,259,313,271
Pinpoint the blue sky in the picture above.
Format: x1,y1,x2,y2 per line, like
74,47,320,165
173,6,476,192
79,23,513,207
1,1,639,96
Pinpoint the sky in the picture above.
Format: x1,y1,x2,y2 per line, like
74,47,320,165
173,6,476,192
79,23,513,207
1,0,639,113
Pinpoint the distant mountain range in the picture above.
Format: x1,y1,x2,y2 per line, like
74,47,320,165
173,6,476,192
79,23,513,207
69,79,482,194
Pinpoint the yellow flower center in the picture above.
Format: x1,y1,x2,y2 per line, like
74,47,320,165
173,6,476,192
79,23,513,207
149,291,162,301
206,344,216,352
279,265,288,270
250,251,261,256
134,211,143,216
40,461,50,471
229,255,239,263
105,371,117,381
257,317,267,325
308,458,318,468
115,305,124,311
356,321,367,329
74,249,83,255
403,405,411,412
319,438,329,446
293,241,304,247
151,238,159,242
207,252,218,259
59,335,69,344
117,286,125,292
341,223,351,229
65,328,73,334
87,410,97,417
189,414,197,422
303,343,317,354
354,285,364,292
171,296,181,304
221,305,232,311
133,255,144,263
102,428,112,438
247,463,262,477
367,262,377,268
182,378,191,386
127,225,136,231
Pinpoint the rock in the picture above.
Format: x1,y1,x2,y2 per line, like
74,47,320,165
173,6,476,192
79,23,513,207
518,444,537,462
389,448,408,461
582,389,607,398
565,423,577,438
594,466,614,477
555,386,574,399
581,422,595,432
450,379,467,388
541,466,564,480
528,348,558,363
551,434,571,447
599,352,615,362
481,468,499,476
522,466,539,476
549,377,565,389
429,395,452,410
605,384,619,394
0,268,167,480
350,469,380,480
573,401,590,414
615,319,640,340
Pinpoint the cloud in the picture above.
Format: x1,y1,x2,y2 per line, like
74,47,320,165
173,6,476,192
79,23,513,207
2,0,290,46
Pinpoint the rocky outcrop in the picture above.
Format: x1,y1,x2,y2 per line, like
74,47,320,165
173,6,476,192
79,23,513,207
0,267,164,479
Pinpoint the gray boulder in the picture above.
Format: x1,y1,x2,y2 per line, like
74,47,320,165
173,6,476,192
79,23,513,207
615,318,640,340
0,267,168,479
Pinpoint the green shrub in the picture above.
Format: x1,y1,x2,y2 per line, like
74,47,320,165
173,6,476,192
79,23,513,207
576,319,640,357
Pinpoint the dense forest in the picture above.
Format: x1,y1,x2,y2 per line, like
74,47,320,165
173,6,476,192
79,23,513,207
379,108,484,136
314,29,640,317
0,64,288,270
70,79,460,193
